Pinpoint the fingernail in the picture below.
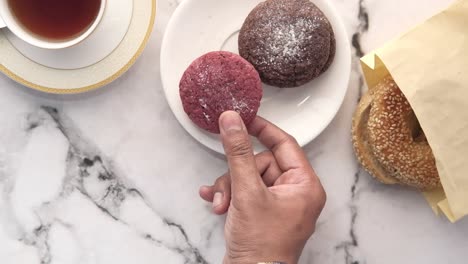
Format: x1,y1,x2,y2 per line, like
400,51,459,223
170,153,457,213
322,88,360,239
220,111,243,132
213,192,223,208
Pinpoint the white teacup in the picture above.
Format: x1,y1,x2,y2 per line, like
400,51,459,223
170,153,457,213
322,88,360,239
0,0,106,49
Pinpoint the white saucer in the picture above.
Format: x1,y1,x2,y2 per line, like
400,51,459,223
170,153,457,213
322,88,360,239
160,0,351,154
5,0,133,70
0,0,156,93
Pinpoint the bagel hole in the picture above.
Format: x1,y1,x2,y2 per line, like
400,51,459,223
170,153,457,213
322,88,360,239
408,111,426,142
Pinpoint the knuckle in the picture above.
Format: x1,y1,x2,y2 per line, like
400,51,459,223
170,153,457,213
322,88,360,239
308,185,327,211
226,137,252,157
317,186,327,209
287,134,299,145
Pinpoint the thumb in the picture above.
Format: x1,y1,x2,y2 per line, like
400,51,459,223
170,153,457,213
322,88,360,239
219,111,263,195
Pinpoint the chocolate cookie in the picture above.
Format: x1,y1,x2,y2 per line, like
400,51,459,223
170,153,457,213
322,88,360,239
179,51,263,134
239,0,336,88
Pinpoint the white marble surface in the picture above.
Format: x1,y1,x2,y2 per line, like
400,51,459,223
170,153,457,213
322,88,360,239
0,0,466,263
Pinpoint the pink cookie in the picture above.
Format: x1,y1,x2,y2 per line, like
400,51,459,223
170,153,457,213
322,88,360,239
179,51,263,133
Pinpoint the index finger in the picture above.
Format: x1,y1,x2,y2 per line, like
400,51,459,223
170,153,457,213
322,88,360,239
248,116,310,171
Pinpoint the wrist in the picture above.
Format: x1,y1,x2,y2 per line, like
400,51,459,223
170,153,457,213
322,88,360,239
223,253,298,264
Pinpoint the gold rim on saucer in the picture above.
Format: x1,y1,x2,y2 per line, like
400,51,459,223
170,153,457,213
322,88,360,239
0,0,156,94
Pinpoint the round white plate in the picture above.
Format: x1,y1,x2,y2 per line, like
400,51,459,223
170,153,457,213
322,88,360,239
161,0,351,154
0,0,156,94
5,0,133,70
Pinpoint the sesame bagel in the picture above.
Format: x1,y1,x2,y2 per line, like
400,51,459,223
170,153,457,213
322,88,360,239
352,76,440,190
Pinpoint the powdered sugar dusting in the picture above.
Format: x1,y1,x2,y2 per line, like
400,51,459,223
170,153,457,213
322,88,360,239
252,14,327,68
238,0,335,87
229,91,251,114
199,98,208,109
198,98,212,121
202,112,211,122
269,17,322,60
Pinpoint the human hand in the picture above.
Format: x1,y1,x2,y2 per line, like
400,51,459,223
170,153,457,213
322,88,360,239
199,111,326,264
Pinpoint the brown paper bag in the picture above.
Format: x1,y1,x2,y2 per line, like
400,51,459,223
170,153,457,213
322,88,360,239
360,0,468,222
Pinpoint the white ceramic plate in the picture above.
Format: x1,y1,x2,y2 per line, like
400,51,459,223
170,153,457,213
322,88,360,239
161,0,351,154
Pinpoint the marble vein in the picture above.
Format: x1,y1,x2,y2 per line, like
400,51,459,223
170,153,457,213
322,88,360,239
352,0,370,102
351,0,369,58
334,0,370,263
42,106,210,264
0,106,211,264
336,170,362,264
